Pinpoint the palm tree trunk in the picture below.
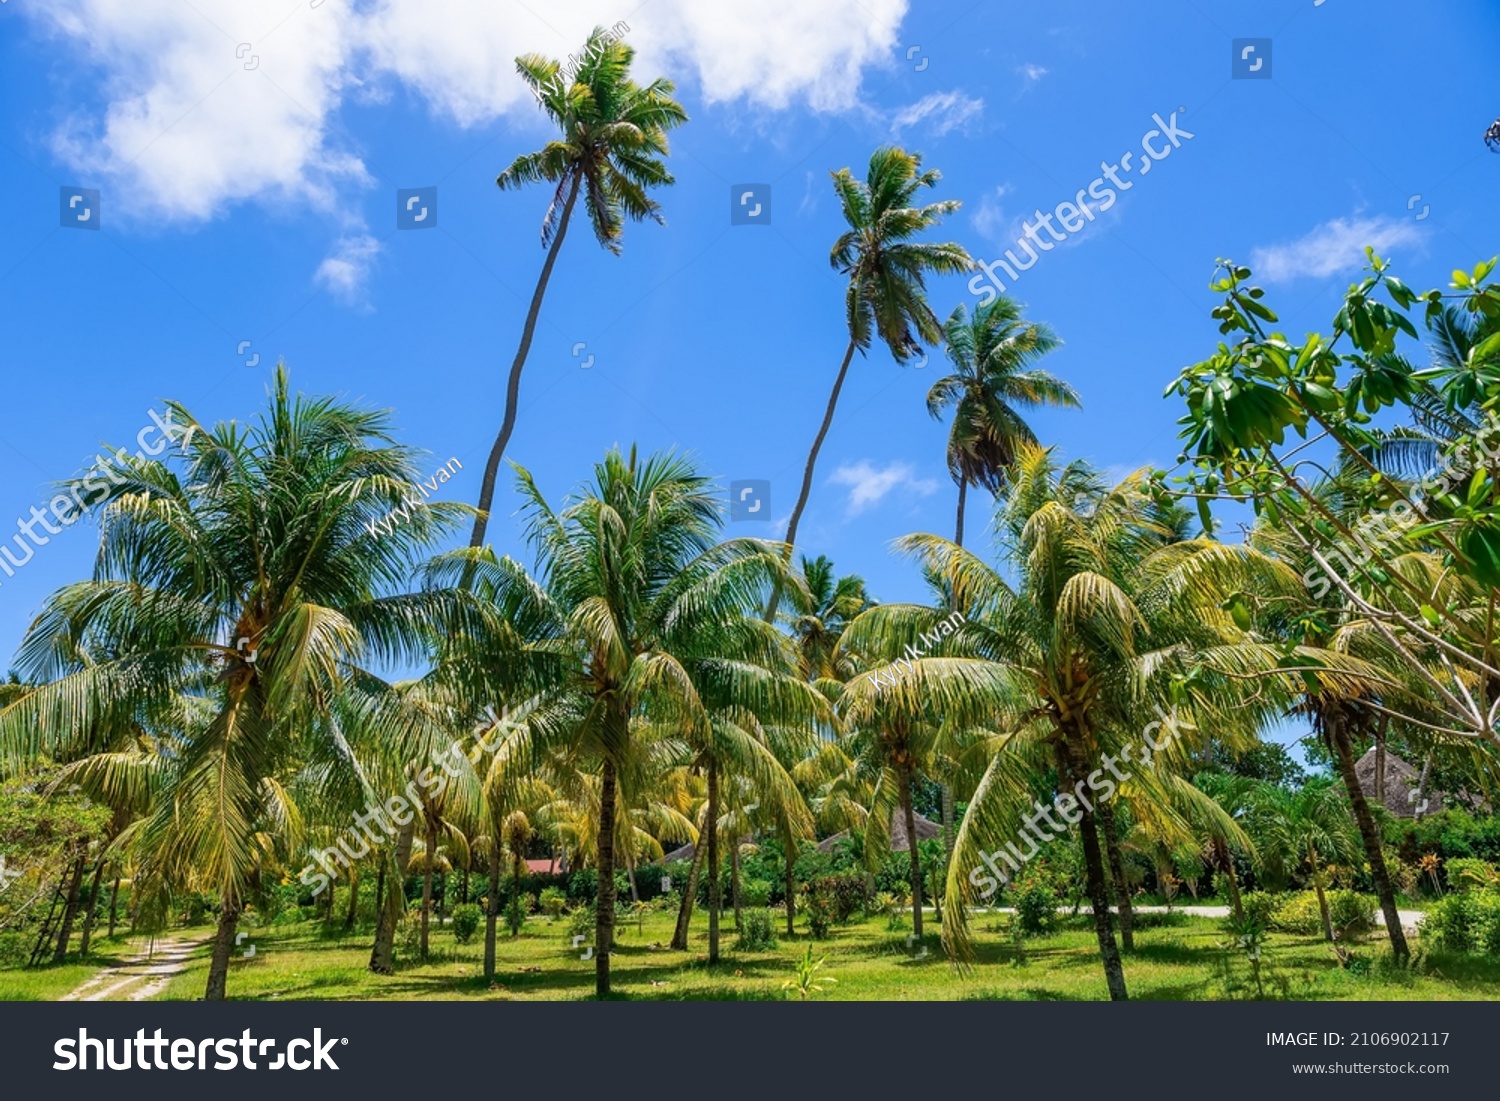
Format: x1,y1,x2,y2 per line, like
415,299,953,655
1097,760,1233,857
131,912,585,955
419,819,437,959
899,765,924,939
1412,751,1434,820
1096,799,1134,951
1061,739,1127,1000
626,854,640,903
1326,708,1409,960
1215,837,1244,922
954,476,968,547
730,835,744,933
765,338,859,622
77,860,107,958
670,835,704,951
783,829,798,937
469,172,584,549
460,866,469,905
369,819,415,974
52,852,87,963
484,844,502,979
1311,852,1335,944
343,868,359,931
204,900,239,1001
706,761,721,964
1374,714,1388,805
596,757,620,998
106,876,120,939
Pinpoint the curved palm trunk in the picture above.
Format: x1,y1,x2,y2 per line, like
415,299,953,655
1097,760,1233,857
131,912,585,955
954,476,968,547
1060,739,1127,1000
1311,851,1335,944
1214,837,1244,922
369,819,415,974
52,851,87,963
706,761,721,964
670,835,705,950
899,766,924,939
419,819,437,959
1096,800,1133,951
483,843,502,979
595,757,620,998
469,173,584,549
730,835,744,933
765,339,859,621
1326,708,1409,960
204,900,239,1001
77,860,107,958
106,876,120,939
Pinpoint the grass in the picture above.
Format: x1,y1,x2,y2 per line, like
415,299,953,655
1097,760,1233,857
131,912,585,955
9,906,1496,1002
0,933,180,1000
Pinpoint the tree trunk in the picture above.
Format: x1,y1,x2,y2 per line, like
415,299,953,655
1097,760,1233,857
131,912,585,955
670,835,704,951
204,901,239,1001
343,868,359,931
783,831,797,938
469,172,583,548
369,819,415,974
52,852,88,963
1061,739,1127,1000
1412,751,1434,820
764,338,859,622
1327,707,1410,960
1215,837,1244,922
706,761,722,964
484,844,501,980
460,866,469,906
1374,714,1388,805
419,818,437,959
899,765,924,940
511,861,524,938
954,476,968,548
77,859,107,958
106,876,120,939
626,855,640,904
1311,854,1335,944
1096,799,1134,951
596,757,619,998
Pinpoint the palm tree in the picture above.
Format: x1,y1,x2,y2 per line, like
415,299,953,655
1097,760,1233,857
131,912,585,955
0,366,480,999
768,147,971,618
1244,780,1361,943
926,297,1078,546
462,447,810,996
784,555,871,681
469,29,688,550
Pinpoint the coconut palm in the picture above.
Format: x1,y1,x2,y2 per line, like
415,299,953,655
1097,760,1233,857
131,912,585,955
453,447,809,996
1244,780,1361,942
784,555,871,682
926,297,1078,546
768,147,971,618
0,367,482,999
469,28,688,549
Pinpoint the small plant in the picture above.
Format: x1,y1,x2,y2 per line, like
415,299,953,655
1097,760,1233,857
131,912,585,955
783,944,836,1000
505,891,526,936
805,886,836,940
737,909,777,951
566,905,596,944
450,903,482,945
741,879,773,908
1014,878,1058,936
539,886,567,921
1419,854,1444,898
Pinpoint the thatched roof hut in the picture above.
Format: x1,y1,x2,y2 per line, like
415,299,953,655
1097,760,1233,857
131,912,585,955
1355,747,1435,818
816,809,942,854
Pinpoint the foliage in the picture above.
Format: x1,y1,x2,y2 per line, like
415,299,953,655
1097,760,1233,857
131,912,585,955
807,875,866,925
450,903,482,944
783,944,836,1000
1268,891,1376,936
737,909,777,952
1445,858,1500,892
1014,877,1060,937
741,879,773,908
539,886,568,920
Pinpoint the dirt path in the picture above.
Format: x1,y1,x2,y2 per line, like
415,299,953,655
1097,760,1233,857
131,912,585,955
60,934,212,1002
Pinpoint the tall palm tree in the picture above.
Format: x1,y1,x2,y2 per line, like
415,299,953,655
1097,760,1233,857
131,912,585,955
1244,780,1362,943
457,447,809,996
784,555,871,681
469,29,688,549
0,367,480,999
926,297,1078,546
768,147,971,618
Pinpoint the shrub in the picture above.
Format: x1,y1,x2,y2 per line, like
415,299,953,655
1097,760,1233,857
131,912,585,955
567,905,596,943
1421,891,1481,952
742,879,773,908
737,909,777,951
505,892,526,936
450,903,482,944
1268,891,1376,936
1327,890,1376,935
806,875,865,923
1239,891,1281,931
0,931,27,967
1014,879,1058,937
1446,857,1500,891
539,887,567,920
805,887,837,940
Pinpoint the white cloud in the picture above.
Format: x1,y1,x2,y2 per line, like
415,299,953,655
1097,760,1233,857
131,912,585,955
1017,63,1048,90
971,183,1013,245
890,90,983,137
1250,214,1427,284
828,460,939,515
26,0,909,225
315,234,381,305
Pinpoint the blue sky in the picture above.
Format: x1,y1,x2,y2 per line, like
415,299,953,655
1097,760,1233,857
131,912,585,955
1,0,1497,725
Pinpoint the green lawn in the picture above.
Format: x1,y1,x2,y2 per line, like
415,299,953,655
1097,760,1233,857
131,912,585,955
0,934,161,1000
18,908,1486,1002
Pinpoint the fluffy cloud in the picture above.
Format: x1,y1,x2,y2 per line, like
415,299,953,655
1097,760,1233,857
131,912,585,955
1250,214,1426,283
828,460,939,516
24,0,909,224
889,90,983,138
315,233,382,305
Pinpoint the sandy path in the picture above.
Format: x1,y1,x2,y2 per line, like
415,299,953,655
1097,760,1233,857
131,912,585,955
60,934,212,1002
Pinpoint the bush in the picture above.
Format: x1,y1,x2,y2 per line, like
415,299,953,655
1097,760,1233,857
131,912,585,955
1239,891,1281,931
737,909,777,951
539,886,567,920
1328,890,1376,935
806,887,837,940
742,879,773,908
1421,891,1481,952
806,875,865,924
450,903,482,944
1014,879,1058,937
505,892,526,936
0,931,26,967
1267,891,1376,936
1446,857,1500,891
567,905,595,943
